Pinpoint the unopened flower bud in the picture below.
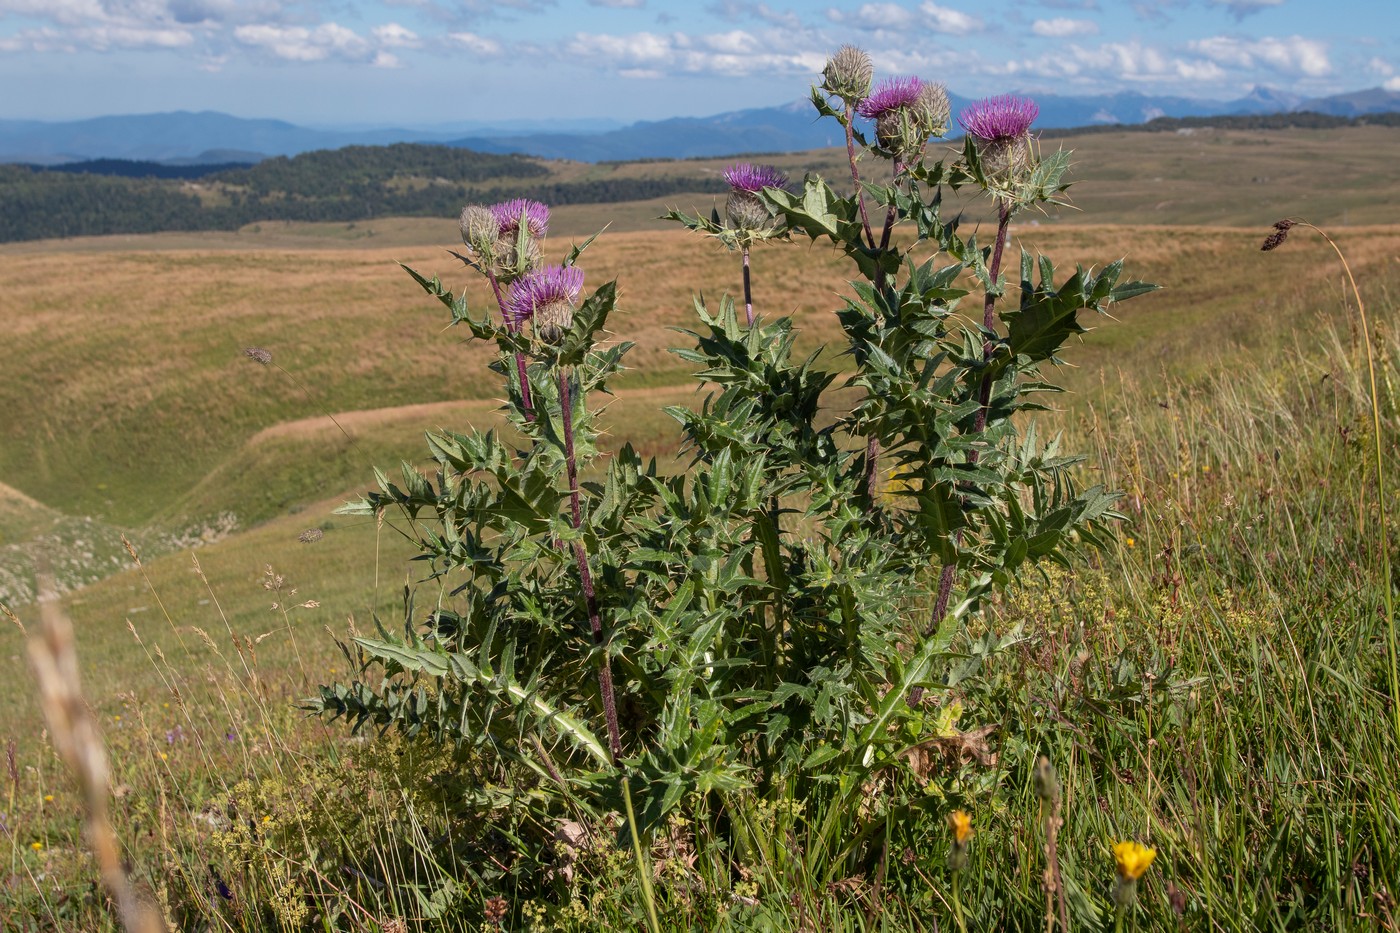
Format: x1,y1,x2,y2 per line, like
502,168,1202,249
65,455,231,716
821,45,873,107
458,204,500,256
914,82,951,140
495,234,543,281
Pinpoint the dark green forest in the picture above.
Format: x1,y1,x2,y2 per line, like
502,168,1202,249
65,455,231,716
0,143,726,243
5,111,1396,243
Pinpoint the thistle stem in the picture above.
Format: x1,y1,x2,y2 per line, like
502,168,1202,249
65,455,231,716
930,199,1013,630
488,271,535,421
741,246,755,326
843,103,876,249
973,199,1013,434
559,368,623,761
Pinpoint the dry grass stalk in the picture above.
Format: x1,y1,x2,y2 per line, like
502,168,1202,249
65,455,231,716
27,574,166,933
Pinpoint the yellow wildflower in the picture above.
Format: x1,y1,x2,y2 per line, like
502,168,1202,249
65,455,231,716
1114,840,1156,881
1125,537,1135,548
949,810,972,845
43,794,54,802
30,841,43,851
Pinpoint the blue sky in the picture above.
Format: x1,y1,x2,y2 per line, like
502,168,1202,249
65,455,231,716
0,0,1395,125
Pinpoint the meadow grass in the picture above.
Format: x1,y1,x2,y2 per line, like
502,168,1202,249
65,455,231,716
3,273,1394,930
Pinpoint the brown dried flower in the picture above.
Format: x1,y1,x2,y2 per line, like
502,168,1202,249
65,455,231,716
1261,218,1295,251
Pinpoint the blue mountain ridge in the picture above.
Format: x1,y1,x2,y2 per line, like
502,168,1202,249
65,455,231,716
2,86,1395,166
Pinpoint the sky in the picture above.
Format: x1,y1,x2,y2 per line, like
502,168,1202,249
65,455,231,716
0,0,1396,126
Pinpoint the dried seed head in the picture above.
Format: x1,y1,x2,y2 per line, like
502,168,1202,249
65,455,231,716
244,347,273,365
821,45,873,106
298,528,323,544
1261,219,1295,251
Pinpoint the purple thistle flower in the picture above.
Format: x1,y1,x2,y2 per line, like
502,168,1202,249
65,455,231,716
722,163,788,194
491,198,550,238
958,94,1039,142
857,76,923,119
507,265,584,330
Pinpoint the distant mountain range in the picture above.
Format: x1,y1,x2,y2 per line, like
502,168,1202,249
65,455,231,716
4,85,1397,166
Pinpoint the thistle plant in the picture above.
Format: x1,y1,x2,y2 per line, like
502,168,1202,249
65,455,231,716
308,45,1156,918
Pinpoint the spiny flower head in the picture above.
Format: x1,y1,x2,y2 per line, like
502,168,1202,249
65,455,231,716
491,198,550,238
723,163,788,194
722,164,786,234
821,45,873,105
857,76,923,119
1113,840,1157,881
507,264,584,342
958,94,1039,142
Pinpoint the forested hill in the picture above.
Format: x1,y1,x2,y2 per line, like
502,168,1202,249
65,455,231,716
0,143,726,243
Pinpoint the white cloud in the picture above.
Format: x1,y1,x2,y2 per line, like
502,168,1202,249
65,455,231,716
233,22,374,63
1011,39,1226,86
1209,0,1284,20
563,28,825,78
827,1,982,35
588,0,645,6
449,31,503,56
372,23,420,48
827,3,918,29
918,1,981,35
1190,35,1330,77
1366,57,1394,77
0,22,197,51
1385,76,1400,92
1031,17,1099,37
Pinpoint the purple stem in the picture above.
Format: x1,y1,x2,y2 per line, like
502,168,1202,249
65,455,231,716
844,104,875,249
741,247,755,326
488,271,535,422
560,368,623,761
930,200,1013,631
